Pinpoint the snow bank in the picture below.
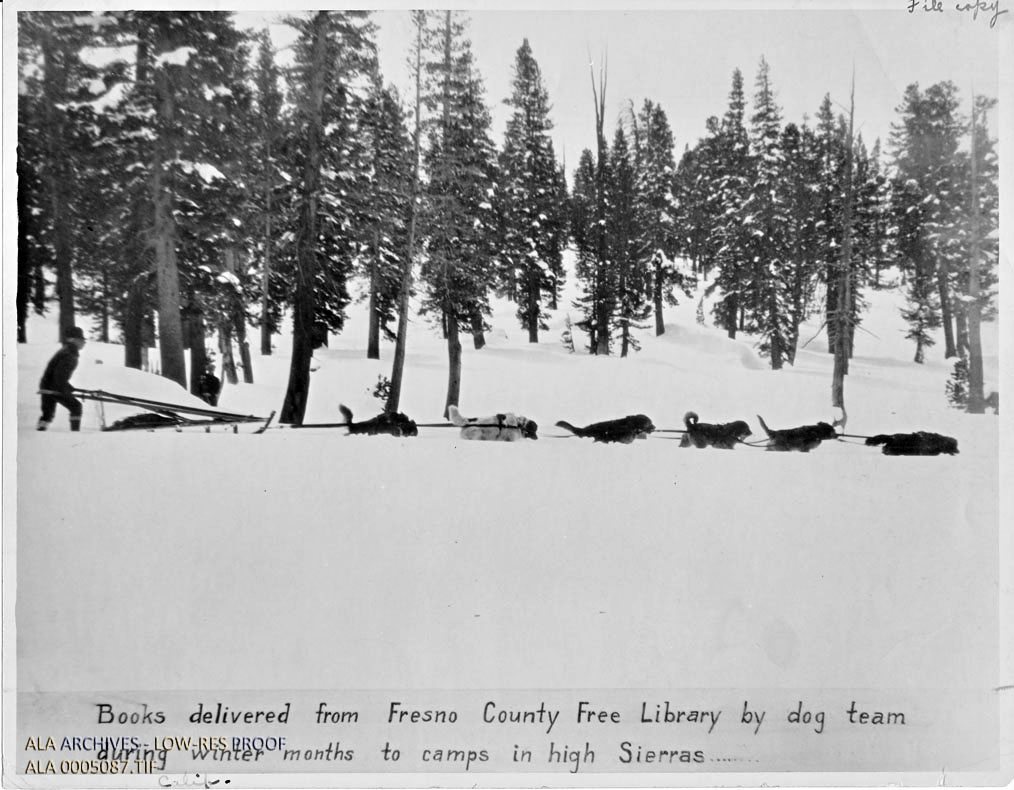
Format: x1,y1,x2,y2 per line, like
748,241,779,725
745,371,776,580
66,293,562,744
13,263,1000,696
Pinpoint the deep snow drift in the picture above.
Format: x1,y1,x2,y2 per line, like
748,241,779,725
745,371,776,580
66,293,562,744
14,267,1000,698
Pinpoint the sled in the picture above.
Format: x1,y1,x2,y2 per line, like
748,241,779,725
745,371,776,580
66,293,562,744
40,388,271,432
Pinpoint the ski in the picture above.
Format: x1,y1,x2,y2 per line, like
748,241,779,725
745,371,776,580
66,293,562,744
254,411,277,434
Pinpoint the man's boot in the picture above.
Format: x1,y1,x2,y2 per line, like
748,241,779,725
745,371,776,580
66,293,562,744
37,419,51,431
69,416,81,432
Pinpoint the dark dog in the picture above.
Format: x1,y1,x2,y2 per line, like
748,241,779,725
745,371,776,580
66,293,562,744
865,432,959,456
756,414,837,452
448,405,538,441
555,414,655,444
679,411,752,449
339,404,418,437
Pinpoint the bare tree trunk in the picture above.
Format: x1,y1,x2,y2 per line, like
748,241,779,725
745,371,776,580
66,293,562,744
98,266,111,343
966,95,985,413
832,72,855,428
124,276,148,369
188,306,208,398
595,300,610,355
281,12,329,425
151,44,187,388
619,256,629,357
438,11,463,411
937,269,956,358
769,287,783,371
955,300,968,354
725,292,738,340
220,245,253,384
235,313,253,384
260,190,273,356
386,11,425,415
591,52,611,355
527,268,539,343
471,307,486,350
444,310,462,418
506,267,517,302
219,321,238,384
367,227,381,359
16,266,29,343
654,259,665,336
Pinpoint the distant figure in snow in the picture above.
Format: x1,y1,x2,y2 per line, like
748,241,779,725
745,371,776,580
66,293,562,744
38,326,87,431
200,366,222,407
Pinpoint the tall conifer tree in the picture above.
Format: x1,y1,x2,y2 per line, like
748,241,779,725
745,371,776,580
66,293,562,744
280,10,375,423
499,38,562,342
419,11,497,415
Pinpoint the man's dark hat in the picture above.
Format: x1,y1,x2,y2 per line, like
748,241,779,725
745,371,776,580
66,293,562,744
64,326,85,341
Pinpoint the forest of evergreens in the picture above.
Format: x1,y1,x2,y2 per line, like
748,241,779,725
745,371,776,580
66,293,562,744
17,10,999,421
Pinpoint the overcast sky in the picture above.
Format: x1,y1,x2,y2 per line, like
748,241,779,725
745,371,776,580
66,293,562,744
239,2,1004,166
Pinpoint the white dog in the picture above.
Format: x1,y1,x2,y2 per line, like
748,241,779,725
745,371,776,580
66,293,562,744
448,405,538,442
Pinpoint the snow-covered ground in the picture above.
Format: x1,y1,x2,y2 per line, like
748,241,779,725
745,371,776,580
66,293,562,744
13,260,1000,698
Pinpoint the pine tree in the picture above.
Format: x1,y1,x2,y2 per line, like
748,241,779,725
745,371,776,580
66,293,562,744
945,355,969,409
958,93,999,412
545,150,569,309
814,94,845,355
178,25,260,390
630,99,692,336
608,124,648,356
570,147,611,352
673,123,723,280
250,29,289,356
844,134,875,355
777,121,821,363
385,10,428,416
710,69,754,338
747,56,792,369
66,12,162,369
17,12,97,340
16,91,53,343
359,81,412,360
889,81,966,362
893,176,941,363
279,10,376,424
587,56,613,354
861,138,892,289
419,11,497,415
105,12,252,388
498,38,562,342
830,74,858,426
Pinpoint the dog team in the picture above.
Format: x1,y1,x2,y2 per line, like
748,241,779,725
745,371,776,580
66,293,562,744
337,403,959,456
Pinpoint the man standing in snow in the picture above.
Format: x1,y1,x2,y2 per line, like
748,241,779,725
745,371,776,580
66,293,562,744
200,364,221,407
38,326,86,431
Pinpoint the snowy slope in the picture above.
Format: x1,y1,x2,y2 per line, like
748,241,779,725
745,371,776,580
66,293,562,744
13,257,1000,696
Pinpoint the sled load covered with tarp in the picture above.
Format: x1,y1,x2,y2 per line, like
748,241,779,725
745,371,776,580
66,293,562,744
44,388,274,433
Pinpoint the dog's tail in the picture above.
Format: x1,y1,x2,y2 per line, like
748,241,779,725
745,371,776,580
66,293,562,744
554,420,585,437
683,411,699,429
756,414,774,437
447,405,467,427
339,404,354,427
